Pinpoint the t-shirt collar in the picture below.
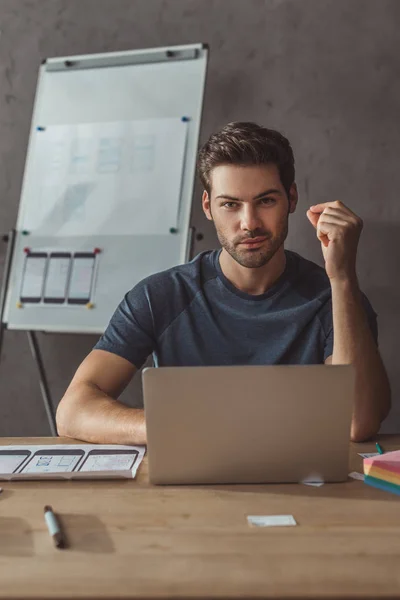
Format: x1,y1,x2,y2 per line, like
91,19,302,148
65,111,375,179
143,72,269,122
213,248,292,301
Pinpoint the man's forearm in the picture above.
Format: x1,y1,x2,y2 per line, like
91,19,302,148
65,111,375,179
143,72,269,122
56,382,147,445
331,278,391,442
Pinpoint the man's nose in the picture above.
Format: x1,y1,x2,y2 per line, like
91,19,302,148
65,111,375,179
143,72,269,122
240,206,262,231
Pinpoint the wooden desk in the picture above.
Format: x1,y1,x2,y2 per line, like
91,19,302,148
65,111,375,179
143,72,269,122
0,435,400,600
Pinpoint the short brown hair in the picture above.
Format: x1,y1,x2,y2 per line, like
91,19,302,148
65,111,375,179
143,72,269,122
197,122,295,198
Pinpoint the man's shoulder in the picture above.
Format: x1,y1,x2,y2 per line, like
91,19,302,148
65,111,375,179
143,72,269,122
127,250,218,304
119,251,218,338
286,250,331,300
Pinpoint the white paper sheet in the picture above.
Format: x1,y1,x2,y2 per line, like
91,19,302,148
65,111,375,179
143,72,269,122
22,118,188,236
358,453,380,459
302,480,325,487
301,472,325,487
349,471,365,481
0,444,146,480
43,253,71,301
68,254,95,302
247,515,297,527
20,253,47,301
18,247,99,307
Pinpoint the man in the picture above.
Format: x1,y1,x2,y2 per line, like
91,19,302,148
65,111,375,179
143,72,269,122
56,122,391,445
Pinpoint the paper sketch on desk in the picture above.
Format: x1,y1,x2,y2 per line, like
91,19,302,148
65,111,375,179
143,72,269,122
20,118,188,236
0,452,32,475
0,444,146,480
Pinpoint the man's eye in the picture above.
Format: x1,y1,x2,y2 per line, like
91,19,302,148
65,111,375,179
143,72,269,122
222,202,237,209
260,197,275,205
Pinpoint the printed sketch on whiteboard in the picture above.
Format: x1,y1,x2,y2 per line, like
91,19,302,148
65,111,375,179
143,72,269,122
20,118,188,236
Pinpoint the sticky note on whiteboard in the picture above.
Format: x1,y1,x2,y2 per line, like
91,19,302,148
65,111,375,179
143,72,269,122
247,515,297,527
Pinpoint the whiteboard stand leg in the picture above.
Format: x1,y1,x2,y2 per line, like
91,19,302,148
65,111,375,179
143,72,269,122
0,229,16,360
27,331,57,436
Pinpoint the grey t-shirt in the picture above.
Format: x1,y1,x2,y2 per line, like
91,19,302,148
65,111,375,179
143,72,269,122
94,249,377,368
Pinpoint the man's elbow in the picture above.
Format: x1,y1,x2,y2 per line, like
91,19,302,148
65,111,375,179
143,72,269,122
56,394,77,438
351,380,392,442
350,406,390,443
381,387,392,423
350,424,380,443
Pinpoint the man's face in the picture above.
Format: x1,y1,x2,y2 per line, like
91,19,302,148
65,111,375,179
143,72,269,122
202,164,297,268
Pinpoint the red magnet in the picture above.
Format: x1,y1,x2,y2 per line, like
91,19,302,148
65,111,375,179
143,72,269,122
94,247,101,254
23,247,30,254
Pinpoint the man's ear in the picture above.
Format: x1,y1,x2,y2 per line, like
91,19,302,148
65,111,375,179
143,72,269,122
202,190,213,221
288,183,298,214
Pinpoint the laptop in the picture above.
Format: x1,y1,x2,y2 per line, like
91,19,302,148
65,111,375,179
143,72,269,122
142,364,354,485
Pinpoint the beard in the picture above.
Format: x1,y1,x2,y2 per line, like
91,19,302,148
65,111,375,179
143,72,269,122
215,216,289,269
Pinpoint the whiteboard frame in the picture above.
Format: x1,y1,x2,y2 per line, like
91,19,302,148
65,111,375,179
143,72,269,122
3,44,208,333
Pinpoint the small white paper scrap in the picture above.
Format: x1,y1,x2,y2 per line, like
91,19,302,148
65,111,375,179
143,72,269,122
358,453,379,459
301,473,324,487
247,515,297,527
349,471,364,481
302,481,324,487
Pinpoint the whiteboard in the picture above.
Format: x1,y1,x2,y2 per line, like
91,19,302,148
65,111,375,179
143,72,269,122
3,44,208,333
19,118,188,236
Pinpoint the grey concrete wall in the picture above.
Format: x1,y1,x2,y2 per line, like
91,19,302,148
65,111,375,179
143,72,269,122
0,0,398,435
